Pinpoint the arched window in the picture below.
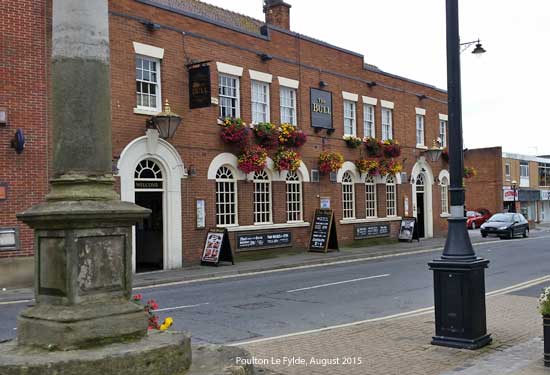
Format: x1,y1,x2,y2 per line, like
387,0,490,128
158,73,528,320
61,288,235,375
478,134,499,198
216,166,237,226
386,175,397,217
135,159,163,179
342,171,355,219
365,175,377,218
286,171,303,222
253,170,272,224
440,176,449,214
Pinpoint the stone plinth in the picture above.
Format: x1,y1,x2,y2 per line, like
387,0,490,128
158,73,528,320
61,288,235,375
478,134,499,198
0,331,192,375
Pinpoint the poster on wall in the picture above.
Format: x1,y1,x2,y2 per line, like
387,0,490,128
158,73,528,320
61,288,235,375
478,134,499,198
201,228,234,266
398,217,419,242
196,199,206,229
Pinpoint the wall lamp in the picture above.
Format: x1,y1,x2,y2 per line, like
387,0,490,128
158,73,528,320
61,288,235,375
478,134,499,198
417,94,427,101
460,39,486,55
259,53,273,61
423,140,443,163
319,80,328,88
145,22,161,31
367,81,377,88
146,100,182,140
10,129,25,154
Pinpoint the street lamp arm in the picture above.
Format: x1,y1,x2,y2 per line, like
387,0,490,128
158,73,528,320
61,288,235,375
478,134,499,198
460,39,486,54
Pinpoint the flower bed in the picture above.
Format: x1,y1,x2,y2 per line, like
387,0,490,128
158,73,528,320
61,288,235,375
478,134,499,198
253,122,279,149
343,135,363,149
274,148,301,172
278,123,307,148
132,294,173,331
237,145,268,174
364,137,383,157
219,117,251,147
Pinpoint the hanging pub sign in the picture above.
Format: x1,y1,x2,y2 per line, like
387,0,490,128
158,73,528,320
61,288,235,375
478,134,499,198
201,228,234,266
398,217,420,242
189,65,211,109
309,209,339,252
310,88,333,130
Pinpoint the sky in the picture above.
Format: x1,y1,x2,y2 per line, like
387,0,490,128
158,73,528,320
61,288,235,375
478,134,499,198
201,0,550,156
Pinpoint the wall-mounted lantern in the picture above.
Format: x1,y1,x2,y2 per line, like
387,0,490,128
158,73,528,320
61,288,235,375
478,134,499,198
10,129,25,154
146,100,182,140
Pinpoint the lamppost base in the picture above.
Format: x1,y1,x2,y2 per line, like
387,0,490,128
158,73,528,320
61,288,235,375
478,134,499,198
429,258,491,350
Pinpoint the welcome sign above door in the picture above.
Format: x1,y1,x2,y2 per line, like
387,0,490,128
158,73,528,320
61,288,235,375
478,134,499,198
310,88,333,130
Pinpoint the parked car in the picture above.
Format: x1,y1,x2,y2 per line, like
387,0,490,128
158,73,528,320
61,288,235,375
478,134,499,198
466,208,491,229
480,213,529,239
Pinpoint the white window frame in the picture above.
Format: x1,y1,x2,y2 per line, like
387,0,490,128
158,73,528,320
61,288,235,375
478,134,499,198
286,171,303,222
253,170,272,224
251,80,270,124
343,100,357,137
520,161,530,187
439,120,447,148
365,175,377,218
382,108,393,141
219,74,240,119
280,86,297,125
135,55,162,113
386,175,397,217
215,166,238,227
342,172,356,219
363,104,375,138
416,114,425,147
505,162,511,181
440,176,449,215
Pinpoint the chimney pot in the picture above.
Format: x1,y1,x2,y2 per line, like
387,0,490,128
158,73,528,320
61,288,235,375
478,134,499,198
263,0,291,30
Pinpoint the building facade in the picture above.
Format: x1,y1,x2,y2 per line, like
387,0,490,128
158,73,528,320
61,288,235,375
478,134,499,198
1,0,452,280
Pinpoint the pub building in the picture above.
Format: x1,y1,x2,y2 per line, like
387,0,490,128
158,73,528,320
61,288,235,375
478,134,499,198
1,0,451,278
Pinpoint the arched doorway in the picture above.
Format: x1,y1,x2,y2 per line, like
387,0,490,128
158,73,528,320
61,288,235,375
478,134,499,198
117,134,185,273
416,174,426,238
134,159,164,273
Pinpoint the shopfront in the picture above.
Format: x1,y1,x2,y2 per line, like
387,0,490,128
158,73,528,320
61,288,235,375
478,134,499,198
518,189,540,222
540,190,550,222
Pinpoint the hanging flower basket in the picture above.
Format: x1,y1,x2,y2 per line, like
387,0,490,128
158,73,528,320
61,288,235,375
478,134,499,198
383,159,403,175
319,151,344,174
253,122,280,149
278,123,307,148
442,148,449,163
464,166,477,179
382,139,402,158
364,137,383,157
219,117,251,147
343,135,363,149
274,148,301,172
355,159,380,176
237,145,268,174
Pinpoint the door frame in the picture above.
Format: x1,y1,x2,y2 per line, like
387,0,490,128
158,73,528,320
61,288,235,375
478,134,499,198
117,132,186,272
411,157,434,238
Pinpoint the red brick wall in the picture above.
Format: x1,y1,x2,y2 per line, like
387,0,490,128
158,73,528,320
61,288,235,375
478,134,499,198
0,0,50,258
464,147,503,215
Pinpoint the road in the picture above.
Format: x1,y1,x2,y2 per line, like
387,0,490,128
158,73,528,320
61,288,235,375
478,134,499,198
1,233,549,344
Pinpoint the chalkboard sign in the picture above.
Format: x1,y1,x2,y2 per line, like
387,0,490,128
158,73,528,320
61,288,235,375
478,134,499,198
201,228,234,266
309,209,339,252
355,223,390,240
398,217,420,242
237,231,291,250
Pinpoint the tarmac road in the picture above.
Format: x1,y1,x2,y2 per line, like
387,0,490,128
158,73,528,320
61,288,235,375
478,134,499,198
1,232,549,344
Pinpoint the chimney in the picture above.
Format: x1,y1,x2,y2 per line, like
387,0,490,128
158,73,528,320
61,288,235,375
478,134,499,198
263,0,291,30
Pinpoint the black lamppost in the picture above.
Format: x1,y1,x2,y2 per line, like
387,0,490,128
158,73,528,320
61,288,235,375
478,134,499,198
428,0,492,350
511,180,518,213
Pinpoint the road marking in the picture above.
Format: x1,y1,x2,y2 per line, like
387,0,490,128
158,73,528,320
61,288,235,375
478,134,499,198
0,299,33,306
228,274,550,347
154,302,210,313
286,274,390,293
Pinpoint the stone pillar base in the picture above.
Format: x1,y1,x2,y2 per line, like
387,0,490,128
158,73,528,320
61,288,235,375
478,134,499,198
0,331,192,375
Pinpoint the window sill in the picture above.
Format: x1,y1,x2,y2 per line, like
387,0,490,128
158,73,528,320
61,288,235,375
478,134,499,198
340,217,402,225
416,145,428,150
134,108,160,116
225,222,310,232
440,213,451,218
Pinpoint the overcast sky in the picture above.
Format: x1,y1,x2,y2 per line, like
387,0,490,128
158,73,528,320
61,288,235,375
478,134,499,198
202,0,550,156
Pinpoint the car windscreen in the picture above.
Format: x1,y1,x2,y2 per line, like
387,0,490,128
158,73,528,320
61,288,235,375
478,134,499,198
466,211,477,217
487,214,513,222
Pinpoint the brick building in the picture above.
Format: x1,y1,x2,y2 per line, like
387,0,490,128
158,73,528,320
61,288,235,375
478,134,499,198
465,147,549,223
1,0,452,280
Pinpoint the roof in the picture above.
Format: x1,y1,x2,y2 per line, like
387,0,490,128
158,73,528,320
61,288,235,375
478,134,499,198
148,0,264,34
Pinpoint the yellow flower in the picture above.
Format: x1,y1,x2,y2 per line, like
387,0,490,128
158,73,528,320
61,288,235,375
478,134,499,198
159,317,174,331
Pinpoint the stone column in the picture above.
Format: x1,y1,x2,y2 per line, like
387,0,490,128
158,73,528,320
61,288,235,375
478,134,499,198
16,0,151,350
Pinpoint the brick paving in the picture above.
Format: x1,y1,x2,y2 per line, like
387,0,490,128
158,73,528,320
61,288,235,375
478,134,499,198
242,294,542,375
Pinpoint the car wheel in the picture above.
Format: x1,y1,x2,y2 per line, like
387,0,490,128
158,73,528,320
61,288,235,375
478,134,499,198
523,229,529,238
471,222,476,230
481,232,487,238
